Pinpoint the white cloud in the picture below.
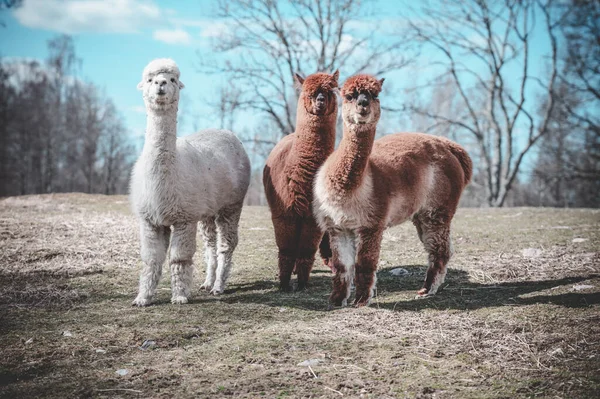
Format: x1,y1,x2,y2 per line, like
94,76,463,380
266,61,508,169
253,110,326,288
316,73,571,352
152,28,192,45
198,21,230,38
13,0,161,34
169,18,232,39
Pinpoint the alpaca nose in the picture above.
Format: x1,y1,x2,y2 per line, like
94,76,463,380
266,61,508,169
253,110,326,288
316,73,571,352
357,93,369,107
155,78,167,94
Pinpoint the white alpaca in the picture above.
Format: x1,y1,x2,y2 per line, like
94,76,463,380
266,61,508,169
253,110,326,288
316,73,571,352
130,58,251,306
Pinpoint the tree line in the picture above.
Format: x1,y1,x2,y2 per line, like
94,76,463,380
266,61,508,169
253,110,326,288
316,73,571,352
0,36,134,196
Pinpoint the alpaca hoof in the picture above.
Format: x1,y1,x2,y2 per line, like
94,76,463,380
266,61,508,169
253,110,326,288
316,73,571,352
210,287,224,295
295,281,308,291
132,296,153,307
328,297,347,309
415,288,434,299
279,283,293,292
353,297,371,307
171,295,189,304
200,283,212,291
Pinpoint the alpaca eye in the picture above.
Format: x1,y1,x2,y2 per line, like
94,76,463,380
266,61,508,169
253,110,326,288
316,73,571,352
345,94,352,101
147,78,152,82
170,78,175,83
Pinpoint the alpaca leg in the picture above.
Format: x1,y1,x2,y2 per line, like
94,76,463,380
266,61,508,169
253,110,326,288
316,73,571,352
199,216,218,291
328,229,357,307
170,222,198,304
319,232,334,272
415,212,453,297
272,217,299,292
294,219,322,290
278,251,296,292
353,227,384,307
133,221,170,306
212,202,243,295
294,252,315,291
412,215,424,243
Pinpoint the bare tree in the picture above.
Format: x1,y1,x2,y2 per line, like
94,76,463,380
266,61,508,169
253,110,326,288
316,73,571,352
532,82,580,206
45,35,80,192
98,102,134,195
401,0,561,207
531,0,600,207
557,0,599,186
199,0,410,144
213,85,243,131
0,35,135,197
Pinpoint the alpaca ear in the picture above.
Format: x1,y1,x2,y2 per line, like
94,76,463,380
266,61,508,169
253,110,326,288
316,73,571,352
178,80,185,89
332,69,339,83
294,73,305,87
137,81,144,90
379,78,385,87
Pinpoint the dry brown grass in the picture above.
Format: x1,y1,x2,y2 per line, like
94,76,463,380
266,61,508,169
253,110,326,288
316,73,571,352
0,194,599,398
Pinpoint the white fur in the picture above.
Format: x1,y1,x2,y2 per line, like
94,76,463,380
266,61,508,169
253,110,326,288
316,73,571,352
329,230,357,305
130,59,251,306
313,162,375,306
313,162,375,232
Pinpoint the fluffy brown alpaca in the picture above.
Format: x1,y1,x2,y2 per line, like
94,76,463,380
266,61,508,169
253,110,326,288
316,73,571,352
263,71,340,291
314,74,472,307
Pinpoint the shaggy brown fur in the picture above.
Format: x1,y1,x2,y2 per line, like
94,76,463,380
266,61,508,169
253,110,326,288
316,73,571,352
263,71,339,291
313,74,472,306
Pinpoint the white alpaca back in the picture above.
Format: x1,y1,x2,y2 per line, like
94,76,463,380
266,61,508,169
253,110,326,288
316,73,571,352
130,129,250,226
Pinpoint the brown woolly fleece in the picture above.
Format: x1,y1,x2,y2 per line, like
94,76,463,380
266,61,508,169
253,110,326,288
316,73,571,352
263,71,339,291
341,74,384,97
314,74,472,307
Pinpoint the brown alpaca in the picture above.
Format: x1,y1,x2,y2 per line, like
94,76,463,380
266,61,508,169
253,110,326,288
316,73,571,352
313,74,472,307
263,71,339,291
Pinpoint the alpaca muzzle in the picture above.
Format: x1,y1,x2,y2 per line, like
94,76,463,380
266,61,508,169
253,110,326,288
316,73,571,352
357,93,370,107
315,93,326,112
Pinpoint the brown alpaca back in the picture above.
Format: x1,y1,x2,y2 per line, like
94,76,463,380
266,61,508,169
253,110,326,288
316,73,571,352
369,132,472,224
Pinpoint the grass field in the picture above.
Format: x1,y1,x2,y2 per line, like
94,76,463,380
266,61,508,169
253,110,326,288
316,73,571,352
0,194,599,398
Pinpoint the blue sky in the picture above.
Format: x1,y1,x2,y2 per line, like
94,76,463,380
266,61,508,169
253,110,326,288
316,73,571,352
0,0,248,145
0,0,565,176
0,0,407,142
0,0,416,145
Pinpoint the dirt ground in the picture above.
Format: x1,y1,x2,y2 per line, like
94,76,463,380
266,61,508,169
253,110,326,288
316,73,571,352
0,193,599,398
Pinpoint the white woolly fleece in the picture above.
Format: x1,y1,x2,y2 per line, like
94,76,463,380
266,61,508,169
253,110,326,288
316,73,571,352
141,58,181,80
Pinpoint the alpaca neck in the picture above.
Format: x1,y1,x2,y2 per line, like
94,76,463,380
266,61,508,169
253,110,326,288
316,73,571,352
142,107,178,171
288,111,337,178
326,122,376,195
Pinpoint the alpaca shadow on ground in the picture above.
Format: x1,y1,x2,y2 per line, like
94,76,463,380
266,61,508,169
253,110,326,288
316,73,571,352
208,265,599,312
191,273,335,311
375,265,600,312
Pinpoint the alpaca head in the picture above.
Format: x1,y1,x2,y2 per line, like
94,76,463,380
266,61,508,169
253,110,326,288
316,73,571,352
341,74,385,127
294,70,340,117
137,58,185,112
